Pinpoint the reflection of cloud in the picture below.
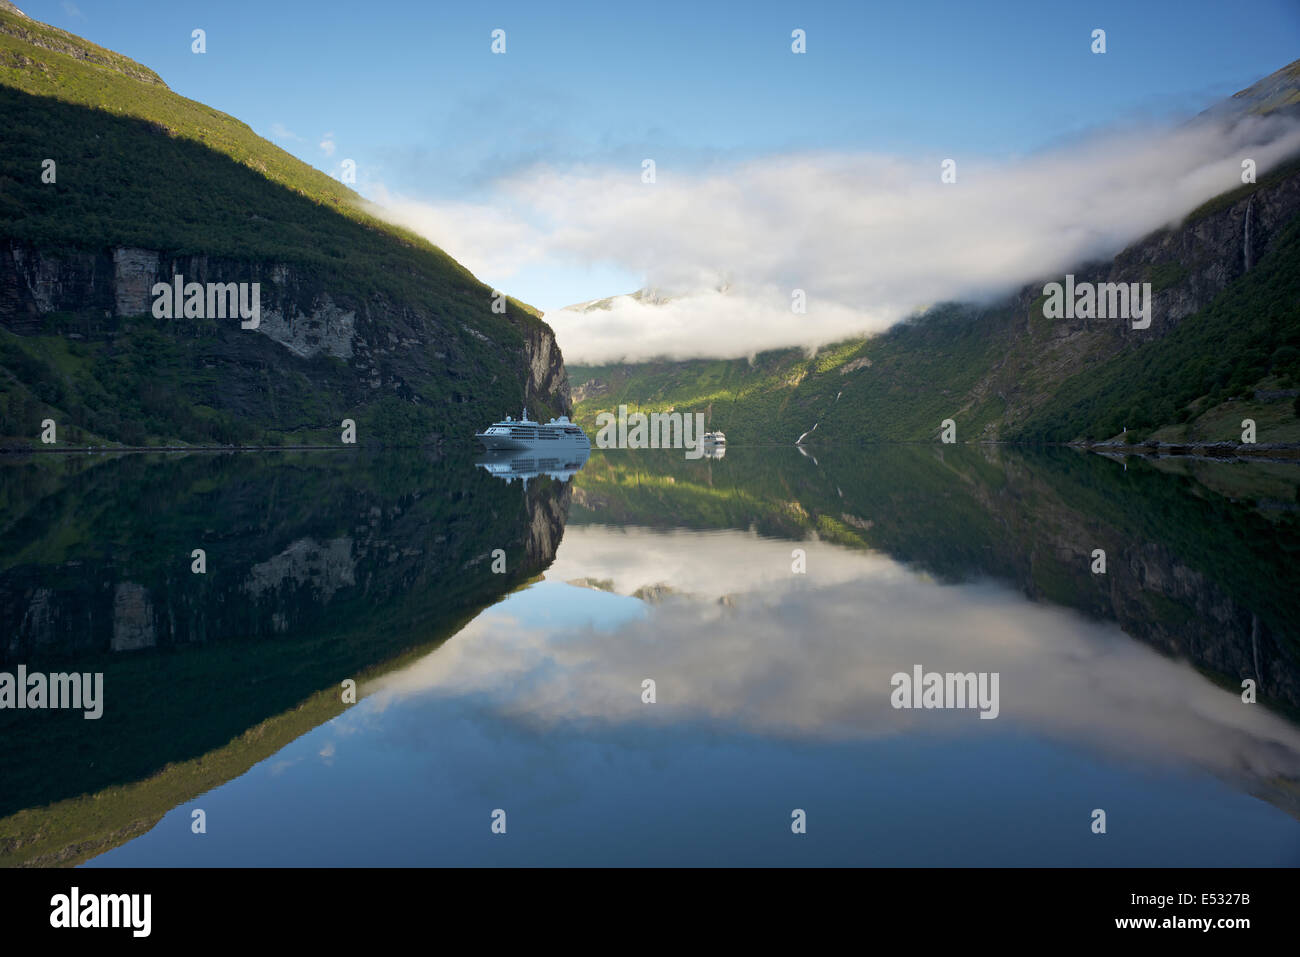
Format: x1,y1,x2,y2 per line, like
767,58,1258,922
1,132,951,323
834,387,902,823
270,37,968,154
268,755,303,775
366,115,1300,363
371,527,1300,794
548,525,909,598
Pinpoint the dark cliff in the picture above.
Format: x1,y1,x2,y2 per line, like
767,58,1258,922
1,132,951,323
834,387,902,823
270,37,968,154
0,12,571,448
0,234,572,447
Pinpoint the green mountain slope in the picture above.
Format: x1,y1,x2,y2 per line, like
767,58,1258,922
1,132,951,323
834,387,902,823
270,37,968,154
0,9,415,264
569,304,1012,445
571,180,1300,452
574,231,1299,449
1015,213,1300,443
569,61,1300,450
0,7,568,448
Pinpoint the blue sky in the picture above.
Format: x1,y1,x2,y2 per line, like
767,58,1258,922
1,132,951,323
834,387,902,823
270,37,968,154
20,0,1300,321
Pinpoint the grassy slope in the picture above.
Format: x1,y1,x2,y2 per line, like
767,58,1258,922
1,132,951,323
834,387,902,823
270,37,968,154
0,10,463,279
569,303,1011,444
0,10,553,447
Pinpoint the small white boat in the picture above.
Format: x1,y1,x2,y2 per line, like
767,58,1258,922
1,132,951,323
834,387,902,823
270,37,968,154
703,431,726,446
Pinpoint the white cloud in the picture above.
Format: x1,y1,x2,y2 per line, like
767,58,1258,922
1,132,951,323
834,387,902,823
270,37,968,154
269,122,302,142
366,113,1300,363
319,132,337,157
367,185,547,281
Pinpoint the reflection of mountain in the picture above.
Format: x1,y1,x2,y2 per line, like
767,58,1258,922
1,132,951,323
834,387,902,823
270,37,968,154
0,450,571,865
571,448,1300,715
488,528,1300,821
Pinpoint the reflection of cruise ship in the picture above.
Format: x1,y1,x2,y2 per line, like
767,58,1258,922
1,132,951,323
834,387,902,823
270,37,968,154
475,408,591,452
474,449,590,486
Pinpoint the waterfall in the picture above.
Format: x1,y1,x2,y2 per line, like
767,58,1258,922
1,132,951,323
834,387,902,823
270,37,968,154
1243,196,1254,272
798,395,841,445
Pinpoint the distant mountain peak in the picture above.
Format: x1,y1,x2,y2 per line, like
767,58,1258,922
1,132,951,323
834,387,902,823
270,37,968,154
560,283,734,314
1206,57,1300,119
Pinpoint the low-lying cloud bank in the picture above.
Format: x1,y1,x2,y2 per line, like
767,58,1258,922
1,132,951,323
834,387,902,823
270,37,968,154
369,113,1300,363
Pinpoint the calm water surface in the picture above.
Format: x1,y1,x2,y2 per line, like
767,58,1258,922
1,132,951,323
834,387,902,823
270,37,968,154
2,445,1298,866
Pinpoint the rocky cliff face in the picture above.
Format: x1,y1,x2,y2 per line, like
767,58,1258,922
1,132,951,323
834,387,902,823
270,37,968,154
1031,171,1300,335
0,239,571,443
519,320,573,418
975,165,1300,436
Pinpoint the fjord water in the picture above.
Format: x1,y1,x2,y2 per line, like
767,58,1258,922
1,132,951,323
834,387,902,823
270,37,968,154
2,446,1298,866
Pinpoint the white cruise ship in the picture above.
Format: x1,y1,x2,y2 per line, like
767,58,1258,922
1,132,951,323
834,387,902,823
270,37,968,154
475,408,591,452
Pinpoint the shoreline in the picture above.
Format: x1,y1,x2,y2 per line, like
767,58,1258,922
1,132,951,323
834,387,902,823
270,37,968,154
0,444,355,455
2,438,1298,464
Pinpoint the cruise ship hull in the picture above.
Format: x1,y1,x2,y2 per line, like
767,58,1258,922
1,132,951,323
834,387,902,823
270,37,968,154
476,410,590,453
475,433,590,452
